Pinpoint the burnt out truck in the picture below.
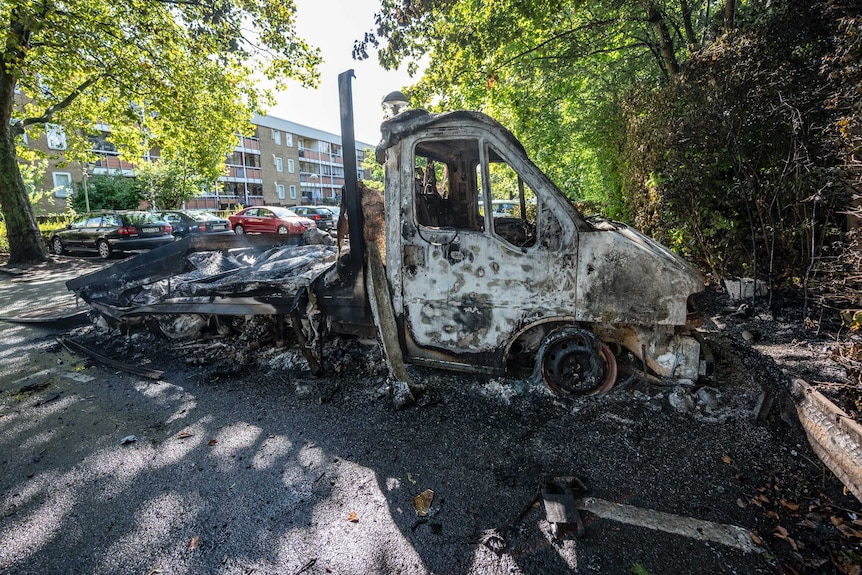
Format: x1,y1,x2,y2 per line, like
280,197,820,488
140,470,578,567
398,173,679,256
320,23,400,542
68,71,705,397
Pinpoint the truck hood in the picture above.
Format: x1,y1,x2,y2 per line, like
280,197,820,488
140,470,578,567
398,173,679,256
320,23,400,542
576,218,704,325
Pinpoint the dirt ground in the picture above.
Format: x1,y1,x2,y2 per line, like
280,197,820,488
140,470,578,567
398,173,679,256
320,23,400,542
1,255,861,574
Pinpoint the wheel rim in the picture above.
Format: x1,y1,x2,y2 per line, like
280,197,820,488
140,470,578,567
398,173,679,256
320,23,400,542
540,330,617,397
52,238,62,254
277,225,288,234
235,225,245,235
98,241,110,259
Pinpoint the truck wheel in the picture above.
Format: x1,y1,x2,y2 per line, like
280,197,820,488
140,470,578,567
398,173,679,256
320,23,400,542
537,327,617,397
234,224,245,235
52,237,64,255
277,225,288,234
97,240,111,259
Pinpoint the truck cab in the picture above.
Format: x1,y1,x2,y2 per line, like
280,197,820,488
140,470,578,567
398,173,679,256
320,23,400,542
377,110,704,395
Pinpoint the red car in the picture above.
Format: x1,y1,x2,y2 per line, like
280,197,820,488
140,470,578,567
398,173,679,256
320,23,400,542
228,206,316,235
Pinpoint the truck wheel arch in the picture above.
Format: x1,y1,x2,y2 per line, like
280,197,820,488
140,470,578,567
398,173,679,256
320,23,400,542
502,317,618,397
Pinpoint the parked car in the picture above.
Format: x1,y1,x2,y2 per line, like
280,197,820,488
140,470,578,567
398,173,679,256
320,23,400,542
51,211,175,259
156,210,231,238
228,206,316,235
291,205,336,231
478,199,525,217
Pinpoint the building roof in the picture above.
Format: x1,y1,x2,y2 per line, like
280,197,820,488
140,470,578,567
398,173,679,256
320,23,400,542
252,113,376,152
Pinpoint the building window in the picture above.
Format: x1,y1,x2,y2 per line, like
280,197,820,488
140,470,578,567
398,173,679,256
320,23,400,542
275,157,283,172
287,158,295,173
289,185,297,200
285,133,293,147
272,129,281,145
277,184,285,200
52,172,73,197
46,124,67,150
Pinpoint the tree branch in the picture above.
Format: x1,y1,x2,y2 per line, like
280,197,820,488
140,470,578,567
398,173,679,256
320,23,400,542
20,76,101,130
490,18,619,73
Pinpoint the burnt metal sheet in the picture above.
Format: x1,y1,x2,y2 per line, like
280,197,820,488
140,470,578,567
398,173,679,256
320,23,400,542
68,240,338,320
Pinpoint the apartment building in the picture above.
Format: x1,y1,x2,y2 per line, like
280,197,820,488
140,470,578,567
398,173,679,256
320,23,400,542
29,114,374,215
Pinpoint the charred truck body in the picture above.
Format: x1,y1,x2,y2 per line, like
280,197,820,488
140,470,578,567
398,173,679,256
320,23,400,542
68,71,704,397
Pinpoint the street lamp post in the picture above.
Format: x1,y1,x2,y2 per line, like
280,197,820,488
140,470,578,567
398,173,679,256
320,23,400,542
82,163,91,212
309,173,319,202
382,90,410,116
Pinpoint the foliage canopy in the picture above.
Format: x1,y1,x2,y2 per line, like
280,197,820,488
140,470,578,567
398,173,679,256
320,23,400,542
358,0,860,284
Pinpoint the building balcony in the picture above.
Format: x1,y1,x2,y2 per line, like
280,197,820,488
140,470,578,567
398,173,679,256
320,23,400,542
238,137,260,152
223,166,263,181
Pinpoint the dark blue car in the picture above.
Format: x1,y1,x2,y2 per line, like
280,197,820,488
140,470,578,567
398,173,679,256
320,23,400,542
156,210,232,238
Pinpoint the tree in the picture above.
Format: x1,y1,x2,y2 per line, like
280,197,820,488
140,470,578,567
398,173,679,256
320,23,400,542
136,158,211,210
360,147,384,191
0,0,320,263
355,0,697,204
356,0,856,286
70,175,145,212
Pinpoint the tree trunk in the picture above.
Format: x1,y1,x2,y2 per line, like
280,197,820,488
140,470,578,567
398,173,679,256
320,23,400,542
724,0,736,31
0,7,47,264
0,139,45,264
679,0,697,47
644,1,680,77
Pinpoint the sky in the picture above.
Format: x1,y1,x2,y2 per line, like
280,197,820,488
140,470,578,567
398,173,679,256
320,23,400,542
261,0,419,147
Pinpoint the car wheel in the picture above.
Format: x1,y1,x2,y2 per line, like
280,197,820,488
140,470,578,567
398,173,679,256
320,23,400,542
173,232,184,240
277,225,288,234
97,240,111,259
234,224,245,235
52,237,64,255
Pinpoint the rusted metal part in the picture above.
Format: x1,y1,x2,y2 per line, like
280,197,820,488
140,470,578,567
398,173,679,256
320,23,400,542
57,336,163,380
541,476,587,539
365,242,412,383
536,327,617,397
291,309,321,375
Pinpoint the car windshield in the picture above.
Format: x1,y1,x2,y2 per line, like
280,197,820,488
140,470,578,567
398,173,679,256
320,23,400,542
184,211,221,222
126,212,164,225
271,207,299,218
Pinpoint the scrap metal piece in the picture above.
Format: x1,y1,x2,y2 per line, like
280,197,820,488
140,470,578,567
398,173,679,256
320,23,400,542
577,497,761,554
541,476,587,539
366,242,412,384
57,336,163,380
0,304,88,326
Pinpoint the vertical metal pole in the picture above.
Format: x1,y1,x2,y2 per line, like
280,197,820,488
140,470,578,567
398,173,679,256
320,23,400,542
338,69,364,275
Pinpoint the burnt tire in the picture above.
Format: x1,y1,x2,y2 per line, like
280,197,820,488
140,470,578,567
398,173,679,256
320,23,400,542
97,240,111,259
51,237,64,255
538,327,617,397
234,224,245,235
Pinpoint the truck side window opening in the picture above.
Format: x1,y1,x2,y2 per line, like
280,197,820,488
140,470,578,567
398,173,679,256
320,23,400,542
413,138,482,230
480,145,538,248
412,138,539,250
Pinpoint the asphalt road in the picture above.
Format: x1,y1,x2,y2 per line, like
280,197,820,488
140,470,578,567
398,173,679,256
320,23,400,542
0,257,857,574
